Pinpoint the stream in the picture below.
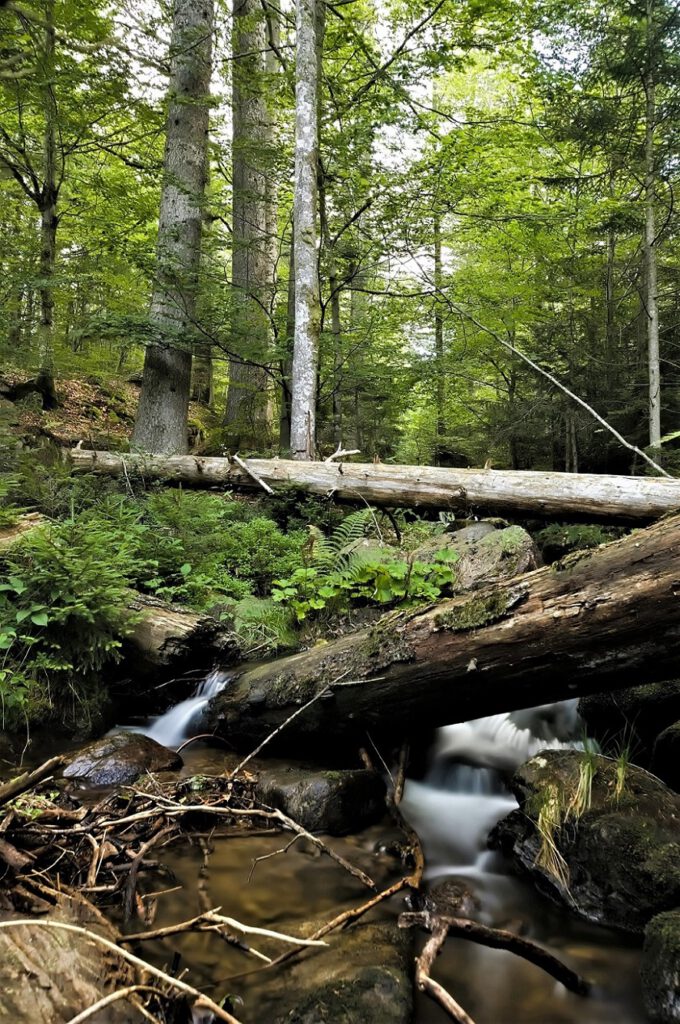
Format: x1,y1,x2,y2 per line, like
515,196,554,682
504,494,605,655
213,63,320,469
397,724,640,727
112,679,647,1023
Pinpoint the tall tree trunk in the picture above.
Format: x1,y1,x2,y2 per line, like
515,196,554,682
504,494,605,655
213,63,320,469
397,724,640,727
36,0,58,410
433,206,445,463
644,2,661,449
319,170,343,447
279,228,295,453
290,0,324,460
224,0,274,451
132,0,213,455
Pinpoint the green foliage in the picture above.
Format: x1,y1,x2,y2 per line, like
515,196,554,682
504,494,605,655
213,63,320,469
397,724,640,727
536,523,623,563
229,596,298,655
273,551,456,621
0,515,145,728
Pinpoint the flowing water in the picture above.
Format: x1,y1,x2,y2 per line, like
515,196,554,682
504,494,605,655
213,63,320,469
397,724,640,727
134,668,232,748
118,683,646,1023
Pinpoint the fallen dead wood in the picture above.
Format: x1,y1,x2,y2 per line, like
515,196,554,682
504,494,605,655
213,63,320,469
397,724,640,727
206,512,680,751
0,755,65,807
399,907,589,1023
69,448,680,520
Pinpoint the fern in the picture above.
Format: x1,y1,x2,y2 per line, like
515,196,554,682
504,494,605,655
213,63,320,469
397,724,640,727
307,509,376,574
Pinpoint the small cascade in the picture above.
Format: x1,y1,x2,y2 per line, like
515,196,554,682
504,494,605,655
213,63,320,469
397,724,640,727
137,669,231,749
400,700,582,883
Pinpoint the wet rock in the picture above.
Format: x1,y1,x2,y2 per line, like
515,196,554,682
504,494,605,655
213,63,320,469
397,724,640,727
411,879,480,920
412,523,538,586
490,749,680,934
579,680,680,767
255,766,386,835
652,721,680,792
0,888,146,1022
63,731,182,786
264,922,412,1024
642,910,680,1022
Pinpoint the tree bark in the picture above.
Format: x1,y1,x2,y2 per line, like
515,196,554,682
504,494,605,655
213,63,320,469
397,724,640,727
36,0,58,411
126,593,233,668
223,0,275,449
204,512,680,751
132,0,213,455
290,0,324,460
644,0,661,449
70,449,680,521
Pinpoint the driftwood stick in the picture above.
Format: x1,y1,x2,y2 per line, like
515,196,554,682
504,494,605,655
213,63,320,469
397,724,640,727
325,446,361,462
0,756,65,808
399,911,590,996
65,985,161,1024
0,919,242,1024
416,922,477,1024
442,915,590,995
232,453,275,494
142,796,376,890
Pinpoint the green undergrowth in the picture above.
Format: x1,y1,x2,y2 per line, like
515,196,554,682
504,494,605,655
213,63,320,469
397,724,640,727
0,455,463,730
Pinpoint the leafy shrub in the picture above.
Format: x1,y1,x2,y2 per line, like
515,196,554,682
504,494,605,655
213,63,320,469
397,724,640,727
1,516,147,728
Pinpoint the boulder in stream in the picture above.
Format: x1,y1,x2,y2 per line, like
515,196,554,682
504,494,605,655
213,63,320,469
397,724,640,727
490,749,680,934
255,765,386,835
258,922,413,1024
63,731,182,786
641,909,680,1023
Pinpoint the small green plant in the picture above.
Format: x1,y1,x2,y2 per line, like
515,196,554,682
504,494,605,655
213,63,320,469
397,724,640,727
273,551,456,621
533,783,570,890
566,742,598,821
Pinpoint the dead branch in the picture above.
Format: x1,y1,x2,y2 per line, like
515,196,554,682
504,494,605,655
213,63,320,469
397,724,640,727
416,921,477,1024
0,756,65,808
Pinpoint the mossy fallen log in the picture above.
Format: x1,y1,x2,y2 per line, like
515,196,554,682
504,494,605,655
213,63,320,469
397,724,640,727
205,513,680,753
69,448,680,520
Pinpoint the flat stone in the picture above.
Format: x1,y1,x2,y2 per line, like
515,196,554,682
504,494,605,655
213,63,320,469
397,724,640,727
255,765,386,835
63,731,182,786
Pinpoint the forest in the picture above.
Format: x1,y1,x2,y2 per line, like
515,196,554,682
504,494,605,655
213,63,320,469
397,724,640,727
1,1,680,1023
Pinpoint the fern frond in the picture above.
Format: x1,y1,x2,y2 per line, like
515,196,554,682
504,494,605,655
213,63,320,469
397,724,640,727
311,509,376,574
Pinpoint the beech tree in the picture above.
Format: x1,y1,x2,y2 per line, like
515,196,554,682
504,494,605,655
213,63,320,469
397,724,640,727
132,0,214,455
290,0,324,460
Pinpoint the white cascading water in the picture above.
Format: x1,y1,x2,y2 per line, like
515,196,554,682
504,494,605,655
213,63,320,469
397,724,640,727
137,669,232,749
400,700,582,882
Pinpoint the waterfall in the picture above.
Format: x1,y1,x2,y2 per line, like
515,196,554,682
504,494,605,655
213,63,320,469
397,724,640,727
400,700,582,882
136,669,231,749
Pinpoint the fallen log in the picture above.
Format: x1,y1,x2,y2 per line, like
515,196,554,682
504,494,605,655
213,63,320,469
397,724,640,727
206,513,680,752
69,449,680,520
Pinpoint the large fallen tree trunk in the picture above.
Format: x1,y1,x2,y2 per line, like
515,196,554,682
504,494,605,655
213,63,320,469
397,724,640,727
69,449,680,520
206,513,680,752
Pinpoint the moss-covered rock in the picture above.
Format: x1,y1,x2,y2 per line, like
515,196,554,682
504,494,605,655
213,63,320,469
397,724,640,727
413,522,538,589
490,749,680,934
652,721,680,792
255,765,386,835
642,910,680,1022
263,922,413,1024
536,522,624,564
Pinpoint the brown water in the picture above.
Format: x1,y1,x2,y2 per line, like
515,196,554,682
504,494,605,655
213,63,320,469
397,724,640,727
124,746,646,1024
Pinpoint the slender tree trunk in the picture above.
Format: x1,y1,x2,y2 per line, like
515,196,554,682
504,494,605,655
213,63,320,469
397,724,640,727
644,3,661,449
36,0,58,410
224,0,274,450
192,342,213,405
319,172,343,447
279,229,295,453
433,207,445,462
290,0,324,460
132,0,213,455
